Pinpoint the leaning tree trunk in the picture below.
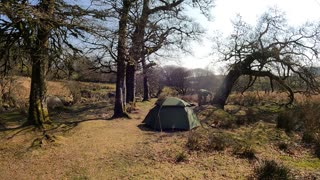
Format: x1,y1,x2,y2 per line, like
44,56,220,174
27,0,54,127
113,0,131,118
211,69,241,109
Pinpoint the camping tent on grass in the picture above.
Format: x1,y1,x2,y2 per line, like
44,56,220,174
142,97,200,130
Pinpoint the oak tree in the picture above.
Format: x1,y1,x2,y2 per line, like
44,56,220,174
212,9,320,109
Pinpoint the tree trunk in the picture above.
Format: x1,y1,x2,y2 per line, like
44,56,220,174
142,58,150,101
114,59,127,117
27,53,50,126
211,54,258,109
126,63,136,103
211,69,241,109
113,0,131,118
27,0,54,127
126,0,150,103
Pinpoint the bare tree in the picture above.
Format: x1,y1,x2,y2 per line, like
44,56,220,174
212,9,320,109
189,68,219,92
0,0,93,127
125,0,214,102
162,65,191,95
112,0,136,118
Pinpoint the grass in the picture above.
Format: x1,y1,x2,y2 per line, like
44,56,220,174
0,111,27,127
280,155,320,170
254,160,292,180
1,78,320,179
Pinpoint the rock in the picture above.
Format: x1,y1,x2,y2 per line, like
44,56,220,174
235,110,247,116
47,96,64,109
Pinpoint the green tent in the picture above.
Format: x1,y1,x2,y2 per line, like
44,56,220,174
142,97,200,130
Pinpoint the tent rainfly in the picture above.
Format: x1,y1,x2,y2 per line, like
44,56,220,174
142,97,200,130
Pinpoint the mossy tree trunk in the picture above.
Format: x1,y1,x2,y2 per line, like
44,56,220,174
28,52,50,126
27,0,54,127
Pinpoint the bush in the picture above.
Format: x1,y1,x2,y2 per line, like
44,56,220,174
314,143,320,159
254,160,292,180
175,151,188,163
276,108,303,132
300,102,320,135
277,142,289,151
208,131,234,151
243,93,260,106
186,129,205,151
66,81,81,104
302,132,315,144
315,143,320,159
233,141,256,160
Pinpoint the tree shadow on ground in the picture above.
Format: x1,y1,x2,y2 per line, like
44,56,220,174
137,123,189,134
49,102,113,123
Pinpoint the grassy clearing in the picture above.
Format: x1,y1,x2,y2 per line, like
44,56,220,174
1,80,320,179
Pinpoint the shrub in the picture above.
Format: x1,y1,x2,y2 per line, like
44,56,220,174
300,102,320,135
302,132,315,144
314,143,320,159
233,141,256,160
186,130,204,151
238,147,256,160
66,81,81,104
254,160,292,180
277,142,289,151
186,129,235,152
175,151,188,163
243,93,260,106
208,131,234,151
276,108,303,132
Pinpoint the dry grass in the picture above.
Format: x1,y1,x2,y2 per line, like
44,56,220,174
0,99,252,179
1,78,320,179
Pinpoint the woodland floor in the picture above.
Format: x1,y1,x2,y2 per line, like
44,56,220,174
0,78,319,179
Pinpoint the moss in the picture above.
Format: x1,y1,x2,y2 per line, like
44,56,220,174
256,104,284,113
199,107,237,128
281,155,320,170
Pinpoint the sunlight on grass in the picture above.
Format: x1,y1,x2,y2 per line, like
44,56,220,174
281,155,320,170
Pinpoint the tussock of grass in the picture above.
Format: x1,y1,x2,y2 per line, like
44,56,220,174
254,160,292,180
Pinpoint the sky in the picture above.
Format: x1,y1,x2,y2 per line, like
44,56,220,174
173,0,320,72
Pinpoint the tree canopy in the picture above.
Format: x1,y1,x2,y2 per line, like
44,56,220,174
212,9,320,108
